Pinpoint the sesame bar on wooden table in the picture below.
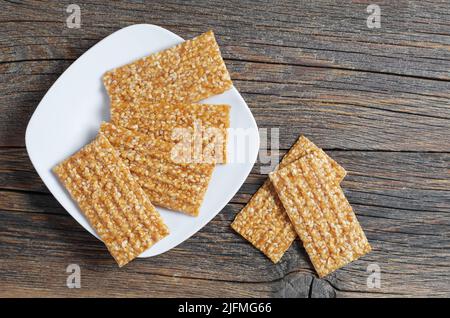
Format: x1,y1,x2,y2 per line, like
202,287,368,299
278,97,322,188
269,151,371,277
231,136,346,263
53,134,169,267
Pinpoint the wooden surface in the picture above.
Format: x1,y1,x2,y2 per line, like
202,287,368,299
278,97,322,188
1,0,450,298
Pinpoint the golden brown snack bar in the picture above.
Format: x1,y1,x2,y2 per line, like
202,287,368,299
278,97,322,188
100,122,215,216
231,136,346,263
269,151,371,277
282,136,346,179
111,101,230,163
231,180,297,263
53,134,169,267
103,30,232,108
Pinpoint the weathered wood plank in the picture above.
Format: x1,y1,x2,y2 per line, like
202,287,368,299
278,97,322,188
0,204,316,297
3,147,450,200
0,1,449,149
1,59,450,149
1,0,450,79
0,148,48,192
0,150,449,296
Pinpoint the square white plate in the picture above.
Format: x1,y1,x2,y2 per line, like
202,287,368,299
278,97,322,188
25,24,259,257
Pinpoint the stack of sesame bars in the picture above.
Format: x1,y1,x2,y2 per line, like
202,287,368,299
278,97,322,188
231,136,371,277
54,31,233,266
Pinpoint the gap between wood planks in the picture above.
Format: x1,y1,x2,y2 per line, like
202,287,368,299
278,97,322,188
226,57,450,83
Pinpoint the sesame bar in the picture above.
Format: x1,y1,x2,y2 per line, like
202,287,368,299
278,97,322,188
269,151,371,277
53,134,169,267
231,180,297,263
231,136,346,263
100,122,215,216
283,137,345,179
111,101,230,164
103,30,232,108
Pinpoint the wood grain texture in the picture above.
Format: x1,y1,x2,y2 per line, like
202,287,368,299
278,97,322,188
0,0,449,297
1,150,449,297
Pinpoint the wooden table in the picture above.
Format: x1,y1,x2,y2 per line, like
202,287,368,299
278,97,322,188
1,0,449,298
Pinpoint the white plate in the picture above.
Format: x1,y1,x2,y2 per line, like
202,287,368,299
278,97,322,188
25,24,259,257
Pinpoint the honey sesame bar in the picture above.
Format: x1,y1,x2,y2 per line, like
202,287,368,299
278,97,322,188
103,30,232,108
231,136,346,263
100,122,215,216
269,151,371,277
111,101,230,164
231,180,297,263
53,134,169,267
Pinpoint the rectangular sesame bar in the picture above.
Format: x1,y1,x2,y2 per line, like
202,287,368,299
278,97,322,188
111,101,230,164
53,134,169,267
103,30,232,108
269,151,371,277
100,122,215,216
231,136,346,263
